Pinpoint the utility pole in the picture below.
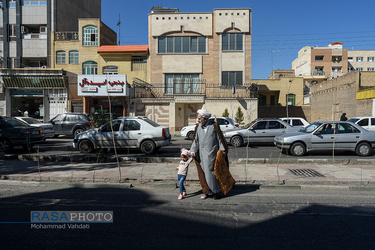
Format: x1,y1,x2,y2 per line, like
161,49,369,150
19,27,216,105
269,50,280,73
117,13,121,45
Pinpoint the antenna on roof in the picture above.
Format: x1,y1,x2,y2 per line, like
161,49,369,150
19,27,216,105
116,13,121,45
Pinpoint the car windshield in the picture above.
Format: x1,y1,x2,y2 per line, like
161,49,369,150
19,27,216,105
348,118,359,123
143,118,160,127
3,118,28,127
20,117,42,124
300,122,322,133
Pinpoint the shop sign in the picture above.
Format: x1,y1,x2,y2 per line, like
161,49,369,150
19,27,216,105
78,75,127,96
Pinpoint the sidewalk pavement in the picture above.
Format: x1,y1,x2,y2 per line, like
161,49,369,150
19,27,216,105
1,156,375,190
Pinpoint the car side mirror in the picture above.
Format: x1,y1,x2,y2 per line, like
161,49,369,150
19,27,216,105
314,131,321,135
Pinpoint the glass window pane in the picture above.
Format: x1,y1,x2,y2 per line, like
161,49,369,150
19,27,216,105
236,71,243,85
191,37,197,53
167,37,174,53
174,37,182,53
183,37,190,53
158,37,166,53
222,33,228,51
230,34,236,50
222,72,229,86
229,71,236,86
198,37,206,53
236,33,243,50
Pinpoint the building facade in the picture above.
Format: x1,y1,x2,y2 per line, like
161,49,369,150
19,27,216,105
348,50,375,72
0,0,103,120
292,42,349,78
139,7,256,131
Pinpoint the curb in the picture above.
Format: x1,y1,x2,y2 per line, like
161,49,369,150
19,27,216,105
12,154,375,165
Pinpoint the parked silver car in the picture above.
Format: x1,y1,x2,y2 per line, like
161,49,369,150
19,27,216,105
181,117,239,140
223,118,299,147
274,121,375,156
73,117,171,154
14,117,55,140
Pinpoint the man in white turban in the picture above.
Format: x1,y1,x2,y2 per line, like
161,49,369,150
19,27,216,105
190,109,228,199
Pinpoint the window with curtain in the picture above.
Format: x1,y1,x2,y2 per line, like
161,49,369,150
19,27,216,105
69,50,79,64
222,33,243,51
222,71,243,87
158,36,206,54
82,61,98,74
164,74,200,95
82,25,98,46
56,51,66,64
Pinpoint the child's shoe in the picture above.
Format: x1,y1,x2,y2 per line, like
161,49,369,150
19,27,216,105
178,194,183,200
182,192,187,197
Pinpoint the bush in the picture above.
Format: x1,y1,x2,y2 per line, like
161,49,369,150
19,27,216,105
222,108,229,117
235,107,244,124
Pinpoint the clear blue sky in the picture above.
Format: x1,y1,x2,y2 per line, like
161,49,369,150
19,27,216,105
102,0,375,79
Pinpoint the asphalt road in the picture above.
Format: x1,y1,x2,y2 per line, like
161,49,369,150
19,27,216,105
1,181,375,249
6,135,375,162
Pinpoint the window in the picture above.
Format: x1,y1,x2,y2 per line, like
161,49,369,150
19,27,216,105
222,33,243,51
356,57,363,62
165,73,200,95
368,57,374,62
357,119,368,126
268,121,283,129
258,94,266,106
315,56,324,61
56,51,66,64
158,36,206,54
9,24,16,37
82,61,98,74
332,67,341,72
368,68,375,72
356,68,363,71
123,120,140,131
286,94,295,106
69,50,79,64
102,120,121,132
253,121,267,130
82,25,98,46
270,95,276,106
222,71,243,87
332,56,342,62
336,123,360,134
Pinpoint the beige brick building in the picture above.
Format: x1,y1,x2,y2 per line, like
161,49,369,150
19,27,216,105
136,7,256,131
311,71,375,122
348,50,375,72
292,42,348,78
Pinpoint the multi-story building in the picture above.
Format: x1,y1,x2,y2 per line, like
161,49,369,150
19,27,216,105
0,0,112,119
136,7,256,131
292,42,348,78
348,50,375,72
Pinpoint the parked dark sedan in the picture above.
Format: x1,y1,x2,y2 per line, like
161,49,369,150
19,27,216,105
50,113,92,137
0,116,44,152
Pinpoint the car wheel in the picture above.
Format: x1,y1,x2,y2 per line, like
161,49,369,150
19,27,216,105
187,131,194,140
141,140,156,154
356,142,371,157
0,139,12,153
230,136,243,147
74,128,84,136
78,140,94,153
290,142,306,156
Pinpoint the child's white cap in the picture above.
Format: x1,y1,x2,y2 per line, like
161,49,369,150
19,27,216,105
181,148,190,157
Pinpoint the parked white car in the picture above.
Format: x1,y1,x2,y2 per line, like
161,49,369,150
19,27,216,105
14,116,55,140
73,117,171,154
280,117,309,127
180,117,239,140
348,117,375,131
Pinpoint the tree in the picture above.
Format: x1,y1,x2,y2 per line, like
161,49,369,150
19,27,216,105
222,108,229,117
235,107,244,124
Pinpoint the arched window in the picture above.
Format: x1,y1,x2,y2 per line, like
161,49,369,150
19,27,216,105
82,25,98,46
56,51,66,64
222,32,243,51
82,61,98,74
69,50,79,64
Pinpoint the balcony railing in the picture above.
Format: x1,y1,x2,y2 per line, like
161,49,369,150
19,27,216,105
133,82,257,99
55,32,79,41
